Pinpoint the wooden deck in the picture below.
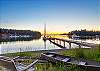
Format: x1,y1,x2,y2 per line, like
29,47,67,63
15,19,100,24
45,37,100,48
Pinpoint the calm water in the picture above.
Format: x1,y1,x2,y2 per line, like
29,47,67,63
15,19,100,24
0,35,100,54
0,36,61,54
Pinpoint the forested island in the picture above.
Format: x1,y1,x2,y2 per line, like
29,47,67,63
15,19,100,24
68,29,100,39
0,28,41,42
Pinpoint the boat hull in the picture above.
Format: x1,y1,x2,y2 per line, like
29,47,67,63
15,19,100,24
40,53,100,71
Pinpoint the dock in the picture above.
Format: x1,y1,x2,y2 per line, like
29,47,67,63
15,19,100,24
44,37,100,48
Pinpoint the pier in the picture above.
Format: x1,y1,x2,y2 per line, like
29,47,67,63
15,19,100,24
44,37,100,48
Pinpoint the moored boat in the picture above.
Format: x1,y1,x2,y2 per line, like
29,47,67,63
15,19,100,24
0,56,38,71
40,52,100,71
0,56,17,71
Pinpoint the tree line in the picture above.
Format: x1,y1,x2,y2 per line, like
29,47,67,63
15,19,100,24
68,29,100,36
0,28,41,38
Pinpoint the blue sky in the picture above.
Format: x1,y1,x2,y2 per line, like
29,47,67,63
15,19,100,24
0,0,100,33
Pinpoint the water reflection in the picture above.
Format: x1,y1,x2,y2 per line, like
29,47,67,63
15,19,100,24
0,35,100,54
0,36,61,54
44,41,46,50
0,36,41,44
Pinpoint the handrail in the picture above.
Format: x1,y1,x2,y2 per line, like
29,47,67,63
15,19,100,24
46,37,99,48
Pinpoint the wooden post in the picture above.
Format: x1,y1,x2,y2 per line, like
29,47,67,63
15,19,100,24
50,40,51,44
79,45,81,48
54,39,55,43
69,42,71,49
59,40,61,44
56,40,58,43
63,41,65,47
49,38,51,44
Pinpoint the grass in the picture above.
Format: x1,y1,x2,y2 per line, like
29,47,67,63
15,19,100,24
34,46,100,71
3,51,41,59
58,46,100,61
3,46,100,62
1,46,100,71
35,63,87,71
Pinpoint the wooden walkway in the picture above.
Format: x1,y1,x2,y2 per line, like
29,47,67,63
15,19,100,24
44,37,100,48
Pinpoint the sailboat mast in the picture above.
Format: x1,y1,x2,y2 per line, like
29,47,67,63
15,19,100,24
44,23,46,37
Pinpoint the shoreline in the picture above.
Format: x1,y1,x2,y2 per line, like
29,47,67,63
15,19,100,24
0,48,91,56
0,49,67,56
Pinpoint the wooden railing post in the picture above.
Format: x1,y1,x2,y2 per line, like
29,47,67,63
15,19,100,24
59,40,61,45
69,42,71,49
63,41,65,47
79,44,81,48
54,39,55,43
56,40,58,44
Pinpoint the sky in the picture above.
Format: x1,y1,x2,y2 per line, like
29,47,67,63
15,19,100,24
0,0,100,33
